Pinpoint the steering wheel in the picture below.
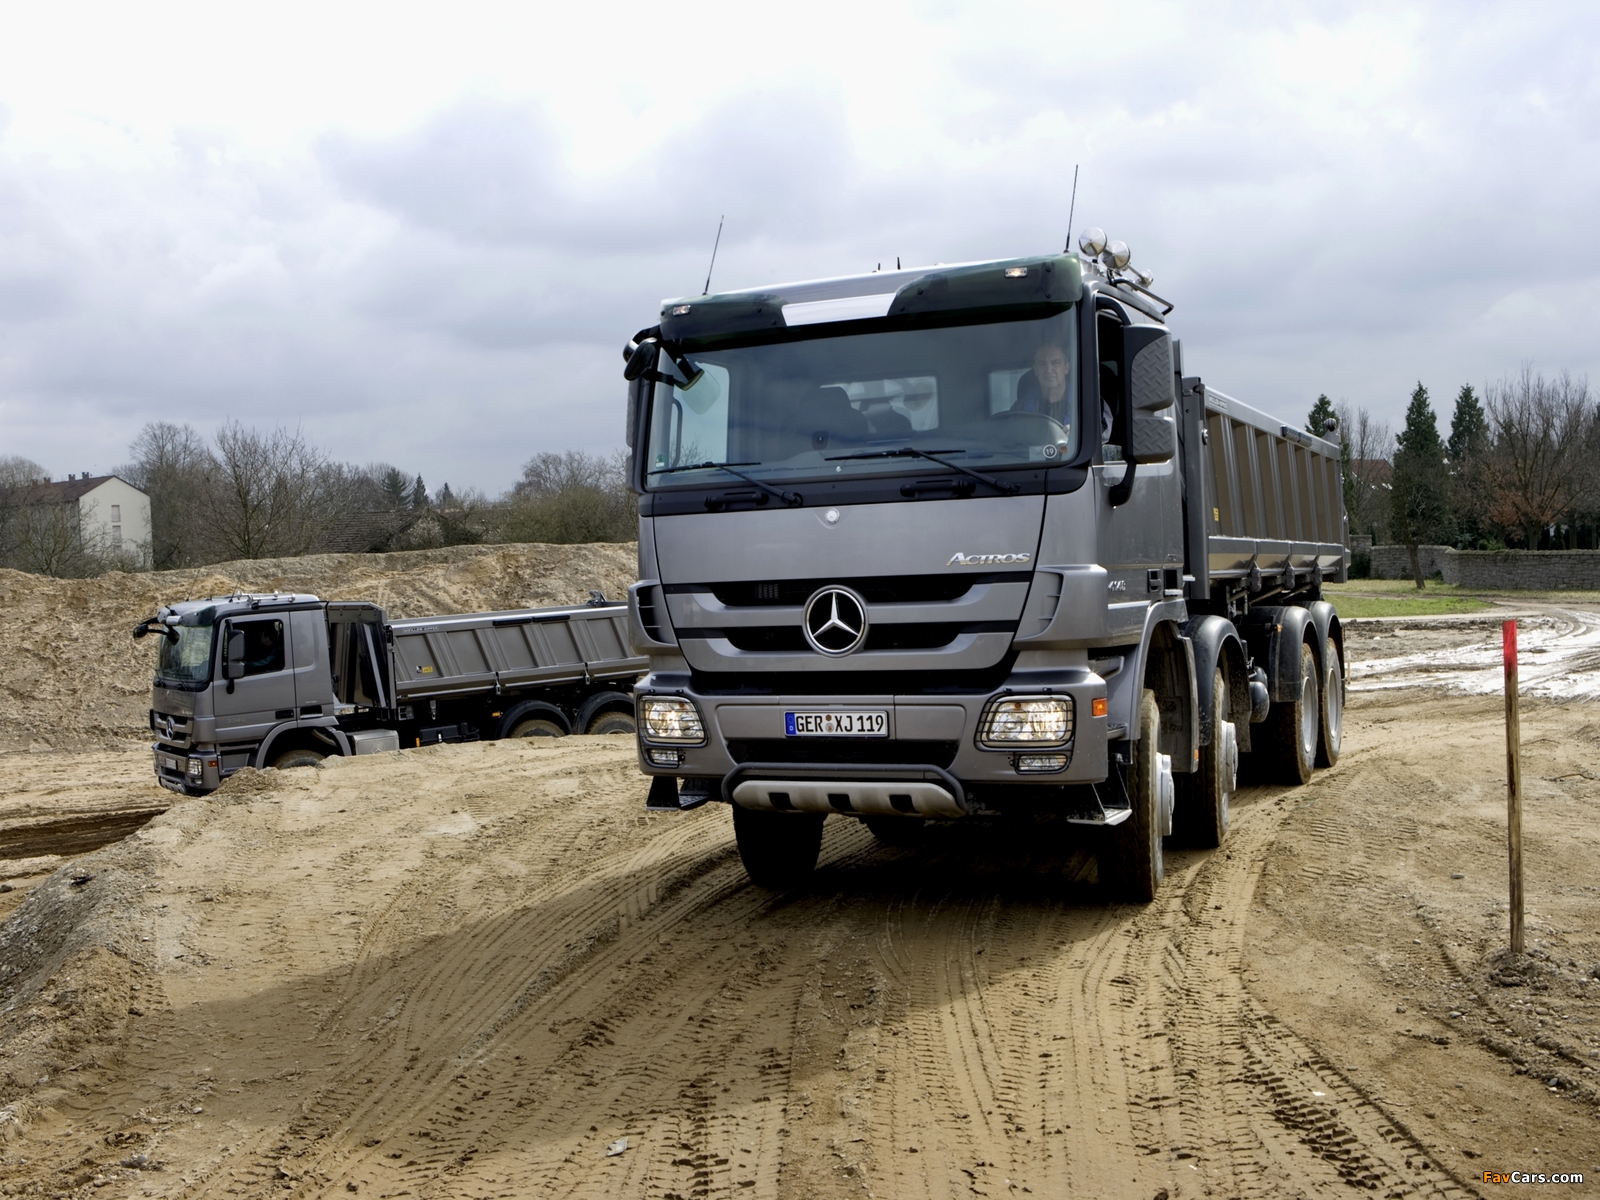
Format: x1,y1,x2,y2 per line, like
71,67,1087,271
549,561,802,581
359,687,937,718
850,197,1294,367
989,409,1070,439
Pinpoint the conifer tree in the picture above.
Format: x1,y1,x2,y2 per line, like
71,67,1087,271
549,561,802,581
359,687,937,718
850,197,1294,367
1390,383,1451,588
1306,394,1337,437
1447,384,1490,547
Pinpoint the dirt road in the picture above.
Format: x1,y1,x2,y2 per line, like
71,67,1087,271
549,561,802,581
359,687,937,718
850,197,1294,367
1,613,1598,1198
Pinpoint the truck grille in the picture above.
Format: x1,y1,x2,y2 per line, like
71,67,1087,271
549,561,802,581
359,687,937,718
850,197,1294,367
691,572,1026,608
150,709,192,749
721,623,998,653
727,739,959,768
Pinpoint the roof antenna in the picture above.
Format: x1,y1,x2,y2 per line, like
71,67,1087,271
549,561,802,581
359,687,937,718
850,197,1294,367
1062,164,1079,253
896,256,901,269
702,215,724,296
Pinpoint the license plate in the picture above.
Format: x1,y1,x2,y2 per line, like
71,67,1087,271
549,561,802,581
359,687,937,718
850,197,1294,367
785,710,888,737
164,756,178,770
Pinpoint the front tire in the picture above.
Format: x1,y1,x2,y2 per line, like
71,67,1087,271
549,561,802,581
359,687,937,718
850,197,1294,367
1103,689,1165,903
271,748,326,770
1261,640,1318,785
1176,668,1234,848
732,806,824,889
1315,642,1344,768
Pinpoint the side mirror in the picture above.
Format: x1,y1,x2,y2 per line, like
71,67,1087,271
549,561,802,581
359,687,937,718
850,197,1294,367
1123,326,1174,411
622,339,659,382
224,628,246,680
1131,415,1176,464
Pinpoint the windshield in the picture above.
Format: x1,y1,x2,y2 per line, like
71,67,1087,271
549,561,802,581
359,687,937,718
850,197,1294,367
157,624,215,684
645,310,1079,488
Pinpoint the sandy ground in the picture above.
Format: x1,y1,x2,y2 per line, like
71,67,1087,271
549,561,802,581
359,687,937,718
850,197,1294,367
1,594,1598,1197
0,542,638,753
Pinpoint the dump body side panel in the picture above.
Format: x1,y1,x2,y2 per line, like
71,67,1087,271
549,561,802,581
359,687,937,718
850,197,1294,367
1180,379,1348,599
389,605,646,701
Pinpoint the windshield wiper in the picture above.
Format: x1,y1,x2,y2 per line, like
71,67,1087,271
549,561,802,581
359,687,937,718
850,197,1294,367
650,461,802,506
824,447,1019,495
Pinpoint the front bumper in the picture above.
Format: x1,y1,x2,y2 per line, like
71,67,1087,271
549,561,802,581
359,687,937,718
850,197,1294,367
634,668,1111,807
152,744,221,794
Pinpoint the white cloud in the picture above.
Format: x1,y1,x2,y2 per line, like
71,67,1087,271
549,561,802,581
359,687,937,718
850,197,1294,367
1,0,1598,489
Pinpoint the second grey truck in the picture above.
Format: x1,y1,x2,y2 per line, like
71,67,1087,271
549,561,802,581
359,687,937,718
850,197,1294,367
138,593,645,794
619,231,1348,900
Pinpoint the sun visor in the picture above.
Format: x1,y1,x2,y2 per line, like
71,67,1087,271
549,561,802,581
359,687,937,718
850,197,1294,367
889,255,1081,318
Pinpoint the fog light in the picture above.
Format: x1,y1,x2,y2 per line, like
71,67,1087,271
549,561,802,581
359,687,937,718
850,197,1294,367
639,696,705,743
646,747,684,767
1015,753,1069,773
978,696,1074,748
187,758,203,776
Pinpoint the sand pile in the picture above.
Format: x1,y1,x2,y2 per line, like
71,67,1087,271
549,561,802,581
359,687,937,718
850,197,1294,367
0,542,638,752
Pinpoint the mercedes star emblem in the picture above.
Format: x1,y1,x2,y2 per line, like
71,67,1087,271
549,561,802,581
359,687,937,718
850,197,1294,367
803,586,869,657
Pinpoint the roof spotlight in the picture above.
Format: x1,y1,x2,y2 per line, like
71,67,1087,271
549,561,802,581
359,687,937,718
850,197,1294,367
1132,267,1155,287
1103,240,1131,270
1078,227,1107,256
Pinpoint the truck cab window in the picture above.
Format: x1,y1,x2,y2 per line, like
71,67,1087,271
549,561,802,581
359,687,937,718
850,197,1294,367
235,619,285,676
646,309,1079,488
1097,311,1125,450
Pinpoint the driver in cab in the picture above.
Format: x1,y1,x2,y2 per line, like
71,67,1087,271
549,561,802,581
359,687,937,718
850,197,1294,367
1010,341,1113,442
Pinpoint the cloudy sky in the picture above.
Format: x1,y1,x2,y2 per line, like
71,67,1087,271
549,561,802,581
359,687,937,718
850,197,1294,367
2,1,1597,494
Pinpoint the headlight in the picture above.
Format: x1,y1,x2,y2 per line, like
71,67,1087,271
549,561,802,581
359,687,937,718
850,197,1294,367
977,696,1074,748
638,696,705,743
187,757,204,776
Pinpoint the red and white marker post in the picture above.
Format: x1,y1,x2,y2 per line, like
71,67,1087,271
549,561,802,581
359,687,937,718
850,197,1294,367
1503,620,1524,956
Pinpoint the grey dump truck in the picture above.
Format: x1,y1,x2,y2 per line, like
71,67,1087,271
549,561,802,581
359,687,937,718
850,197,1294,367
136,593,645,794
618,231,1348,899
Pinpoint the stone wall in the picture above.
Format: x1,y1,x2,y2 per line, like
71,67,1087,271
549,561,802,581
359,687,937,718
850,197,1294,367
1369,545,1600,589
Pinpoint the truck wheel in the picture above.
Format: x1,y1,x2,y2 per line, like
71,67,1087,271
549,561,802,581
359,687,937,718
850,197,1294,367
732,806,824,889
1103,689,1165,903
271,748,325,770
1176,668,1234,848
509,718,564,738
1262,640,1318,785
1316,642,1344,768
862,815,925,845
586,711,637,736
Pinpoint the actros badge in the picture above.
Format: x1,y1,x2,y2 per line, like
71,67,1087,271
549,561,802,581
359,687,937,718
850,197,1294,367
803,586,869,657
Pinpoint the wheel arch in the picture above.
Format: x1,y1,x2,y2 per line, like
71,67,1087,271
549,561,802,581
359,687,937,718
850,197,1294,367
254,723,346,768
1181,615,1251,746
1141,618,1198,771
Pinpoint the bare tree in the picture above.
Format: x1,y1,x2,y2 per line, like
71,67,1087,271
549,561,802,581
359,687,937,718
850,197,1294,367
1334,403,1393,543
123,422,217,568
1485,369,1595,549
500,450,635,543
210,422,333,560
512,451,626,497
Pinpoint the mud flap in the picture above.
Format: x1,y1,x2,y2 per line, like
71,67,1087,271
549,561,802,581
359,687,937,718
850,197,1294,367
645,775,716,812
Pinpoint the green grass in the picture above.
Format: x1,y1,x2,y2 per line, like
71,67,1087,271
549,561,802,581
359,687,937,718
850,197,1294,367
1323,592,1492,619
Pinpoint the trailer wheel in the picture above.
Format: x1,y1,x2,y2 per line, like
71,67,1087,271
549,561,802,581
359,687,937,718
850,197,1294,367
1315,642,1344,768
732,806,824,889
863,816,925,845
1176,668,1234,848
1103,689,1165,903
509,718,564,738
271,748,325,770
1261,639,1318,785
586,711,637,736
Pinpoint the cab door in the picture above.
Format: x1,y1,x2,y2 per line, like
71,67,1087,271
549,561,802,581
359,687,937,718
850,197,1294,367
213,615,297,744
1094,303,1183,640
